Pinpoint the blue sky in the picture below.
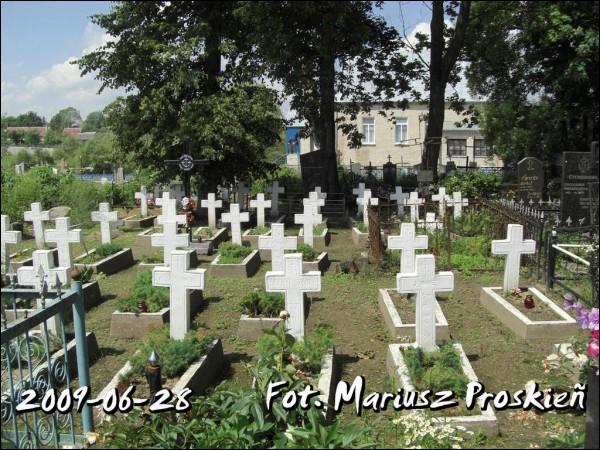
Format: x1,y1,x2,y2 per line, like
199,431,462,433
1,1,433,121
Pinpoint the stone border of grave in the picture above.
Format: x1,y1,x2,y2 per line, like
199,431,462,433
298,227,331,248
351,227,387,248
73,248,134,276
122,215,157,229
110,291,204,339
378,289,450,341
242,229,271,249
10,247,59,270
209,249,261,278
318,346,337,421
135,227,160,253
387,343,499,437
480,287,578,339
94,338,224,424
191,227,229,255
302,251,330,274
238,295,311,341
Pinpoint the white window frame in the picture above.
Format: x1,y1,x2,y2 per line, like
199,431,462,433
361,117,375,145
395,117,408,144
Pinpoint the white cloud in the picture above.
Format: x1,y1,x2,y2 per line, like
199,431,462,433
1,21,124,120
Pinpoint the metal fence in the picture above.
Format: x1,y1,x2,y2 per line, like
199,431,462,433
1,280,93,449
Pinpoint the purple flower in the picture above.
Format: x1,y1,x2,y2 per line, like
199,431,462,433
563,293,577,310
577,308,590,329
588,308,599,332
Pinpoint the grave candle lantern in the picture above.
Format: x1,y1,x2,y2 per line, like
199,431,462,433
524,294,535,309
145,351,162,401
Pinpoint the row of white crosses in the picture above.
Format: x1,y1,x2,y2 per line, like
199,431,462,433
151,192,190,264
387,222,453,351
432,187,469,219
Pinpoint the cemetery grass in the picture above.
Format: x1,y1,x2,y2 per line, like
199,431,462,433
79,227,586,449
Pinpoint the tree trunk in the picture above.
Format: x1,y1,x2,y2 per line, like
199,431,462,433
319,11,340,193
422,1,471,181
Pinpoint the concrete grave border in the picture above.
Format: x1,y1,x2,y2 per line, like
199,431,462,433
387,342,499,437
209,249,261,278
122,215,157,229
480,286,578,339
299,226,331,248
74,247,135,276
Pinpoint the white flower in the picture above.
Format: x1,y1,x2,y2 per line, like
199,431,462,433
572,354,588,368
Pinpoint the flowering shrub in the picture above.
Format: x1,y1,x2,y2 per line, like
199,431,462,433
563,292,599,371
181,197,197,226
392,412,474,449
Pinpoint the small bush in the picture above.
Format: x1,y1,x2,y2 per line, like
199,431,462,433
248,226,270,235
127,327,214,379
117,271,169,313
217,242,253,264
95,242,123,258
239,289,285,318
292,243,319,262
441,171,501,199
313,224,326,235
356,222,368,233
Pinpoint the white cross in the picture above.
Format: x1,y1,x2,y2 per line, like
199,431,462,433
294,204,322,247
1,215,21,273
152,250,205,340
390,186,409,216
447,191,469,219
432,187,449,218
356,190,379,226
258,223,297,271
418,212,442,233
313,186,327,201
236,182,249,210
151,192,189,264
404,192,424,222
221,203,249,245
200,193,222,229
44,217,81,269
352,183,366,201
303,191,325,216
91,203,118,244
265,253,321,340
17,250,70,292
397,254,453,351
250,193,271,228
491,224,536,291
23,202,50,248
267,181,284,218
135,186,149,217
154,191,170,207
387,223,428,274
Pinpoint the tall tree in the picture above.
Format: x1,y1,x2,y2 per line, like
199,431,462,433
241,1,417,192
77,2,282,192
81,111,106,132
417,1,471,180
49,107,82,131
464,1,599,164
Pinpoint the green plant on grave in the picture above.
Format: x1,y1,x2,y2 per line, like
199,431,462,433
402,343,469,398
452,210,494,237
217,242,253,264
356,222,368,233
248,225,270,235
257,322,333,376
239,289,285,318
125,326,214,379
198,227,215,238
293,243,319,262
545,430,585,449
141,253,163,264
117,270,169,313
94,242,123,258
313,224,326,235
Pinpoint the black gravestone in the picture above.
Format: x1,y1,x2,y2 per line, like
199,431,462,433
560,150,600,226
517,157,544,203
382,156,397,186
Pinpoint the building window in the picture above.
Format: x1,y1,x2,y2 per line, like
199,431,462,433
361,117,375,145
395,117,408,143
474,139,491,157
447,139,467,156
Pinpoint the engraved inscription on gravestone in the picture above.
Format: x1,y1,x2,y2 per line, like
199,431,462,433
560,150,600,226
517,157,544,203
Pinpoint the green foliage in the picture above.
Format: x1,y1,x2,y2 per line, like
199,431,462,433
440,171,501,199
248,226,270,235
294,243,319,262
292,325,334,375
217,242,253,264
356,222,368,233
117,271,169,313
81,111,106,132
95,242,123,258
239,289,285,318
1,111,45,128
545,430,585,449
126,327,214,379
402,343,469,398
49,106,82,131
452,210,494,237
313,224,326,235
